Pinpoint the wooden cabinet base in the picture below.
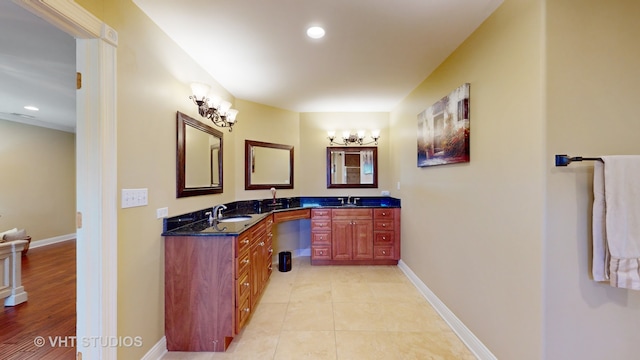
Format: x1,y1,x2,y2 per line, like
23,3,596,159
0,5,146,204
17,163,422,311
310,258,398,266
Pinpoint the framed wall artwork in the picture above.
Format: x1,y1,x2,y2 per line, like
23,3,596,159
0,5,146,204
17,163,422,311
417,83,470,167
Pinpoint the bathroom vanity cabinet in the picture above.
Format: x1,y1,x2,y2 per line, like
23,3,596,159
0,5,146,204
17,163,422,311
164,214,274,352
162,197,401,352
311,207,400,265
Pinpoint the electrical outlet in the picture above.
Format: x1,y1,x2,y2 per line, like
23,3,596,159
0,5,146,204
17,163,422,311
156,207,169,219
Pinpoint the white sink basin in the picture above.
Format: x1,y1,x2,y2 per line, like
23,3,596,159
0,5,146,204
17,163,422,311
217,215,252,223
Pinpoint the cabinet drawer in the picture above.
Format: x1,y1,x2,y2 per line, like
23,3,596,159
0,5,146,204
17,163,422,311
311,219,331,231
311,208,331,219
236,271,250,302
237,233,251,255
373,209,395,220
374,231,394,245
374,220,394,231
236,250,250,278
312,232,331,244
312,246,331,259
236,297,251,333
374,246,395,259
274,209,311,223
332,208,372,220
251,222,266,240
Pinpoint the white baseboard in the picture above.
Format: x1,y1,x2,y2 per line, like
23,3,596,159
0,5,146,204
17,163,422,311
29,233,76,249
397,260,497,360
140,336,167,360
4,286,28,306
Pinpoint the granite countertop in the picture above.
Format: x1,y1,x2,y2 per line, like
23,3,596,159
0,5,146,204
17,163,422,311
162,196,401,237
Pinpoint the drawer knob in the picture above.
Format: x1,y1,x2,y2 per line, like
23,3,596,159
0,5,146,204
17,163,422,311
242,239,249,244
382,236,387,240
269,249,274,253
243,282,250,287
382,224,386,227
259,241,265,246
242,259,250,264
382,250,387,255
244,308,250,313
382,212,386,216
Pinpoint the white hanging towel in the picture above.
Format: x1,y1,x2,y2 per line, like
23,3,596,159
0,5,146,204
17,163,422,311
592,155,640,290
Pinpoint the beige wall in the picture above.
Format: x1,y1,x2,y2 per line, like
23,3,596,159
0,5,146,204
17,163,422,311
299,112,391,196
74,0,238,357
0,119,75,242
544,0,640,359
232,99,301,201
68,0,640,358
390,0,545,358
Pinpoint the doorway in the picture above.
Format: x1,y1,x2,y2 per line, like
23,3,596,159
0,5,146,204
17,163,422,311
16,0,119,358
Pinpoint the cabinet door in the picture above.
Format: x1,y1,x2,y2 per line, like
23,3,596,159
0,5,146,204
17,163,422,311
250,243,261,308
332,220,352,260
352,220,373,260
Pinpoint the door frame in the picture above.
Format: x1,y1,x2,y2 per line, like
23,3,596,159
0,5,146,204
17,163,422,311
15,1,118,358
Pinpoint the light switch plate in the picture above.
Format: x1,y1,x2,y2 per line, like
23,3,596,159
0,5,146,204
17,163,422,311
122,188,148,208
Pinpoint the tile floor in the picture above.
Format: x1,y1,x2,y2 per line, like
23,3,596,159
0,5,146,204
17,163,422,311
162,256,476,360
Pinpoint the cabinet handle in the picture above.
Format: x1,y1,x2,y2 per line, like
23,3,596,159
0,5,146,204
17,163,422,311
382,236,387,240
243,307,250,313
382,223,386,227
259,241,265,246
242,239,249,244
319,251,324,255
269,249,273,253
382,250,387,255
382,212,386,216
243,282,250,287
242,259,250,264
268,264,272,270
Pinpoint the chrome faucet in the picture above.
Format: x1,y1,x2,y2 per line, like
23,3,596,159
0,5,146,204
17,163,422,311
347,195,352,204
212,204,227,220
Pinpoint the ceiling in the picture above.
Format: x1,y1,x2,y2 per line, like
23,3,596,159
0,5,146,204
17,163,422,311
0,1,76,133
0,0,503,132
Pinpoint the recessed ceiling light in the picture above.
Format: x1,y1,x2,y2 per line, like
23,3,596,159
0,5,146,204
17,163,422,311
306,26,325,39
24,105,39,111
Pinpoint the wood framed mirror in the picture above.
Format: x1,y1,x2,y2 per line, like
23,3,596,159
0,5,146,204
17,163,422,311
176,111,223,197
245,140,294,190
326,146,378,188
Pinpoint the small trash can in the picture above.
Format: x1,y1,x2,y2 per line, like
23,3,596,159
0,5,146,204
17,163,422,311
278,251,292,272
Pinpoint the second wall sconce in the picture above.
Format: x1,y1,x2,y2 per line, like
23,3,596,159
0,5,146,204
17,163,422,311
189,83,239,132
327,129,380,146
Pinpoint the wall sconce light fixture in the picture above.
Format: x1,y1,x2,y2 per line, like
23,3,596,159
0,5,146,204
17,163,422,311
327,129,380,146
189,83,239,132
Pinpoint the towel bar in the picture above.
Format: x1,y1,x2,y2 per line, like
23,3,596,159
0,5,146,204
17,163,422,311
555,154,603,167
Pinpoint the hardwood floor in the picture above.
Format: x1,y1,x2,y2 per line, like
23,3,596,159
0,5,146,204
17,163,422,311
0,240,76,359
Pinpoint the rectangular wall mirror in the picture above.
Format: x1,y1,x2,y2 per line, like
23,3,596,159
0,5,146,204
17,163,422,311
327,146,378,188
176,111,223,197
245,140,294,190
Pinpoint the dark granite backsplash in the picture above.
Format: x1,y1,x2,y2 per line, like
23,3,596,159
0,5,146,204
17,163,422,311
163,196,400,234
